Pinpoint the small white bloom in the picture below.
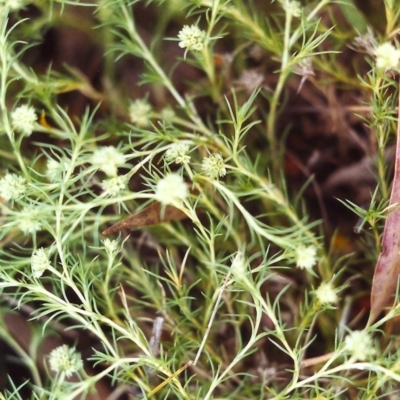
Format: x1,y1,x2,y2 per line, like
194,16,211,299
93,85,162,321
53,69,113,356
161,107,176,123
46,157,71,182
344,330,377,361
201,153,226,179
295,245,317,270
129,99,152,128
47,158,62,180
31,248,52,278
11,104,37,136
166,0,185,13
284,1,302,17
2,0,25,10
0,173,26,201
100,175,126,196
315,281,338,305
155,173,188,206
103,238,119,256
49,345,83,378
178,24,206,52
91,146,125,177
18,207,42,234
165,143,191,164
230,251,249,284
374,42,400,70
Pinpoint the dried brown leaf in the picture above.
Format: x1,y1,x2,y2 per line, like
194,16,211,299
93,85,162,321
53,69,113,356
102,202,188,235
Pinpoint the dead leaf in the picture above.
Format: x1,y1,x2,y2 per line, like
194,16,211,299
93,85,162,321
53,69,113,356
369,86,400,324
39,111,52,129
102,202,188,235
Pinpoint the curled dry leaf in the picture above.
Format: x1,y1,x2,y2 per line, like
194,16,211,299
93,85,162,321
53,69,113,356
102,202,188,235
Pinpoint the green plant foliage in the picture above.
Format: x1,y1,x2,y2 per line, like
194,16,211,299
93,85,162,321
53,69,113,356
0,0,400,399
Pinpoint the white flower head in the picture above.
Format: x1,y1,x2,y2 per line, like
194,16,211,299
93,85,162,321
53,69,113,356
166,0,185,13
155,173,188,206
0,173,26,202
18,207,42,234
284,1,302,17
1,0,26,11
46,157,71,182
11,104,37,136
178,24,206,52
314,281,338,305
100,175,126,197
165,143,191,164
91,146,125,177
129,99,152,128
49,345,83,378
31,248,52,278
295,245,317,270
230,251,249,283
344,330,377,361
374,42,400,70
103,238,119,256
161,107,176,123
201,153,226,179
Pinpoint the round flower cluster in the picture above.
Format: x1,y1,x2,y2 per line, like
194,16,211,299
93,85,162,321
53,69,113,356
129,99,152,128
161,107,176,124
90,146,125,177
49,345,83,378
201,153,226,179
178,24,206,52
0,173,26,202
18,207,42,235
46,158,71,182
314,281,338,305
374,42,400,70
295,245,317,270
230,251,250,286
165,143,191,164
1,0,26,11
101,176,126,197
344,330,377,361
11,104,37,136
155,173,188,206
31,248,52,278
103,238,119,256
284,1,302,17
